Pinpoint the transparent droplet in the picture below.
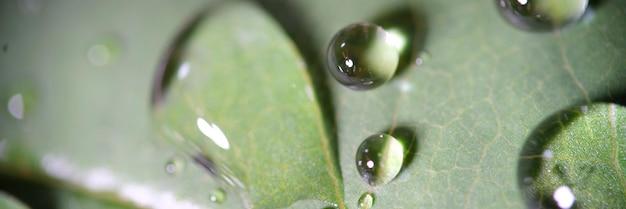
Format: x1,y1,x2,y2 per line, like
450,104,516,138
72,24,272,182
519,103,626,208
210,188,226,203
326,23,401,90
497,0,589,31
356,133,405,186
87,38,121,67
358,192,374,209
414,51,430,66
165,156,185,175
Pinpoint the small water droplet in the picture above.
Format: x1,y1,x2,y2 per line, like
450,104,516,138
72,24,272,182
356,133,405,186
358,193,374,209
497,0,589,31
7,94,24,120
326,23,401,90
87,38,121,67
414,51,430,66
165,156,185,175
210,188,226,203
2,44,7,53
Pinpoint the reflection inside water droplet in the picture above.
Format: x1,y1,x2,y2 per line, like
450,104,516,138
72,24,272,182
553,185,575,209
196,117,230,150
358,192,374,209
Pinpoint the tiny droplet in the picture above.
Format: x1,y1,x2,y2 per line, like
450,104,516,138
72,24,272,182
356,133,405,186
210,188,226,203
87,38,121,66
414,51,430,65
358,192,374,209
165,156,185,175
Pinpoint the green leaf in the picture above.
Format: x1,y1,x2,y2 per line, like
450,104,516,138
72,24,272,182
0,0,625,208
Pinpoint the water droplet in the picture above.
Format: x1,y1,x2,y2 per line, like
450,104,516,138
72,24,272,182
165,156,185,175
210,188,226,203
7,94,24,120
356,133,405,186
358,193,374,209
414,51,430,66
497,0,589,31
519,103,626,208
87,38,121,66
326,23,400,90
2,44,7,53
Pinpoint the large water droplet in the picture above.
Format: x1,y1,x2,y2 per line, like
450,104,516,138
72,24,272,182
519,103,626,208
358,192,374,209
356,133,405,186
497,0,589,31
326,23,401,90
210,188,226,203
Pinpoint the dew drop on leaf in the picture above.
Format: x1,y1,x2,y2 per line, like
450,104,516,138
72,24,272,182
518,103,626,208
210,188,226,203
356,133,404,186
165,156,185,175
326,23,401,90
497,0,589,31
358,192,374,209
87,37,122,67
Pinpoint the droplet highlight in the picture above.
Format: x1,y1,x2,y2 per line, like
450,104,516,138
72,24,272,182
518,103,626,208
7,94,24,120
326,23,401,90
356,133,405,186
497,0,589,31
358,193,374,209
196,117,230,150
